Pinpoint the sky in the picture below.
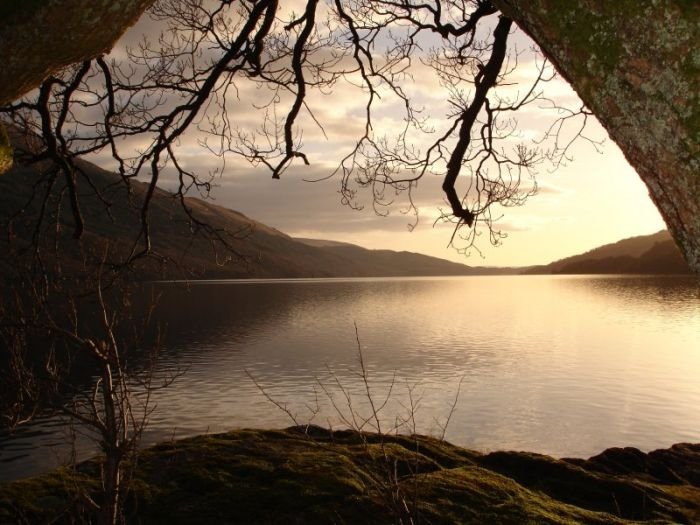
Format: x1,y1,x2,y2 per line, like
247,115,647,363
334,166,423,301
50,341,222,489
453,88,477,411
95,4,667,268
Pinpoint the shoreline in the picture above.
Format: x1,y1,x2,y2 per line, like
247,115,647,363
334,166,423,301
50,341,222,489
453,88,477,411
3,426,700,523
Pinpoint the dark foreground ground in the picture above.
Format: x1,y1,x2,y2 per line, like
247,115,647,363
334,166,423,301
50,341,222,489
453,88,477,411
2,427,700,524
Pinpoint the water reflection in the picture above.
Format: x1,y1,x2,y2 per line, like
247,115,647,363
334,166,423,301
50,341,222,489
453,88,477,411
1,275,699,482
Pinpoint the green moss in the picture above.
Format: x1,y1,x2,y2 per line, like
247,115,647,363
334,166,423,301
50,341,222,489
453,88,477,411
679,28,700,152
544,1,628,77
684,105,700,154
0,467,97,523
3,427,700,524
0,0,43,22
0,122,12,174
675,0,700,11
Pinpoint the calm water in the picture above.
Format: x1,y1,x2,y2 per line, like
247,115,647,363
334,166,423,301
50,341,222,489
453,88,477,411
2,275,699,482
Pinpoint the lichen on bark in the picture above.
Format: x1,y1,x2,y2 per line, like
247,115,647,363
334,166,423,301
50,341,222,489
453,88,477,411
494,0,700,275
0,123,12,174
0,0,155,105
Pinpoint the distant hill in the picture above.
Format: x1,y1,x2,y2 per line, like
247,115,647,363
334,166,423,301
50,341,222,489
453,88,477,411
0,153,509,280
1,140,690,279
295,238,357,248
296,240,518,276
524,231,690,275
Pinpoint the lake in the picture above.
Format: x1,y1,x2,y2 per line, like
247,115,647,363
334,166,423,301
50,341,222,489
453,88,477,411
1,275,699,482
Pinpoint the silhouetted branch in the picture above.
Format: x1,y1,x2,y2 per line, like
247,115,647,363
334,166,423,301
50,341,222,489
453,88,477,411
1,0,597,262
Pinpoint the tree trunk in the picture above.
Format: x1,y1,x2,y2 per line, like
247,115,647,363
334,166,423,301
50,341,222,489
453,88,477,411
493,0,700,275
101,452,121,525
0,0,155,105
100,361,121,525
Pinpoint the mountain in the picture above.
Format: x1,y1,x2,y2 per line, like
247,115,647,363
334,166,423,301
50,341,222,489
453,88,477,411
1,140,690,279
524,230,691,275
294,238,356,248
0,153,508,280
297,239,518,276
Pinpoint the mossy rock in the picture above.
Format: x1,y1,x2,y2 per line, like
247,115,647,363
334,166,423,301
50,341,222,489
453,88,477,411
2,427,700,524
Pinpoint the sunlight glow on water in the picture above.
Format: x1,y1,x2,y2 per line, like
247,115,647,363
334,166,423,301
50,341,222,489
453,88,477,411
1,275,699,482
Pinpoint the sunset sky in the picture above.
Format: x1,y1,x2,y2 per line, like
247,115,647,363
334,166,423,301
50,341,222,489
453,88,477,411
97,8,668,268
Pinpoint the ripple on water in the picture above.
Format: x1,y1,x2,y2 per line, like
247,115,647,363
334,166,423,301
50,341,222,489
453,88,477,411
2,275,699,482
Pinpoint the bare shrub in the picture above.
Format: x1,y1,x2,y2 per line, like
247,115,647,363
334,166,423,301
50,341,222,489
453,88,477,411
248,322,465,524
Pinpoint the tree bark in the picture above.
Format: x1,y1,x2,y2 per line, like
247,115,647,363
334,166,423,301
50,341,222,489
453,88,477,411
100,361,121,525
0,0,155,105
492,0,700,275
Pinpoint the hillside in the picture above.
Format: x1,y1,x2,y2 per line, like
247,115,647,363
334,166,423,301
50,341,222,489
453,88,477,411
524,231,691,275
296,239,518,276
1,145,691,279
0,154,497,280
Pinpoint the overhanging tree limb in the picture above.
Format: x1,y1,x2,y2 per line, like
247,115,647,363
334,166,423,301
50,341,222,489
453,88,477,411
1,1,697,273
442,15,512,227
493,0,700,274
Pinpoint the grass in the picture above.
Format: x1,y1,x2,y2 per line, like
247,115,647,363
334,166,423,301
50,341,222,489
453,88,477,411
2,427,700,524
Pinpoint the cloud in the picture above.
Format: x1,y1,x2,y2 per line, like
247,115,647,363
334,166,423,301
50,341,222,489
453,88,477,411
71,2,658,268
203,163,426,235
534,182,565,196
